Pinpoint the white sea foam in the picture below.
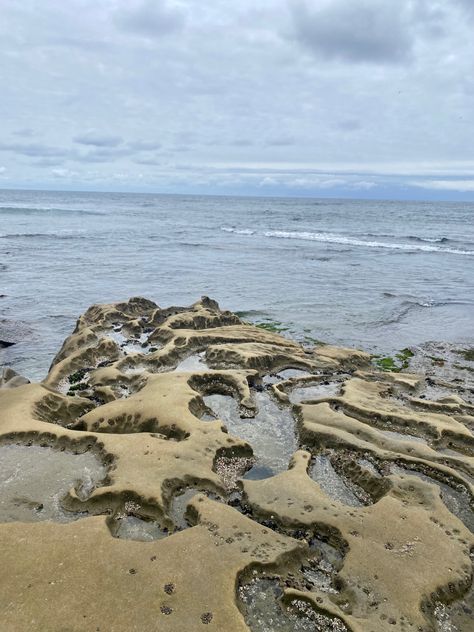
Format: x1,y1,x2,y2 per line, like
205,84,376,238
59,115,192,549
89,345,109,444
263,230,474,255
221,226,256,235
219,224,473,254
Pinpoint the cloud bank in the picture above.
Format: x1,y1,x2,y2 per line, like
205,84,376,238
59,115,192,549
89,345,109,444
0,0,473,199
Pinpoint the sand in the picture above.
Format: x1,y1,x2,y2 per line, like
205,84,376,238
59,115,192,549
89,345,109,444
0,296,472,631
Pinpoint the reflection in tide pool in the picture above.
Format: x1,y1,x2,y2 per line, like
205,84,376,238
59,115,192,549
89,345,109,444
310,454,362,507
113,515,168,541
203,391,297,479
290,380,343,404
174,353,209,372
390,464,473,532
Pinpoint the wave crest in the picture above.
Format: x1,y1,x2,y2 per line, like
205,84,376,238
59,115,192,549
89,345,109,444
264,230,474,255
221,226,256,235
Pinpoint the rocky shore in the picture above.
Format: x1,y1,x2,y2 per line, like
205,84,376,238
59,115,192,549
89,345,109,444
0,296,473,631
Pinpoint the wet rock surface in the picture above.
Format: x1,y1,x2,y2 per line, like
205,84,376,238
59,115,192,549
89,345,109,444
239,577,348,631
0,443,107,522
204,390,297,479
0,296,472,631
408,341,474,405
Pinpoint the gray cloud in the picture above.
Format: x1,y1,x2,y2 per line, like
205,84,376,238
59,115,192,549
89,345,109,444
12,128,36,138
265,136,296,147
73,132,123,148
114,0,186,38
171,145,192,153
290,0,415,64
0,1,472,199
128,140,161,151
32,158,65,168
134,157,163,166
336,119,362,132
229,139,254,147
455,0,474,17
0,142,69,158
74,147,134,163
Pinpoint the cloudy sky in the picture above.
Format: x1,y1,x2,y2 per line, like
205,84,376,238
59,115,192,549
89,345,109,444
1,0,474,199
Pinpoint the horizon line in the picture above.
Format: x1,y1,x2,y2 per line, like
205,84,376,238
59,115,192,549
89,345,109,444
1,184,474,205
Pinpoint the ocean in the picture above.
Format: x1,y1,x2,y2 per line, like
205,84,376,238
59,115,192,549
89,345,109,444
1,188,473,381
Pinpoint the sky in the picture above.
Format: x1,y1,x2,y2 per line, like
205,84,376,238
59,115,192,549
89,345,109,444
1,0,474,200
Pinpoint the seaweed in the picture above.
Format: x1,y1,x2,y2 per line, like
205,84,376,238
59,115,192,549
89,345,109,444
455,348,474,362
68,369,88,384
453,363,474,374
373,347,414,372
427,355,445,366
68,381,89,392
303,335,325,346
254,321,288,333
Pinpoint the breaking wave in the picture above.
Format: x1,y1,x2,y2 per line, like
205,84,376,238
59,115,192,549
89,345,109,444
365,233,451,244
263,230,474,255
221,226,256,235
406,235,449,243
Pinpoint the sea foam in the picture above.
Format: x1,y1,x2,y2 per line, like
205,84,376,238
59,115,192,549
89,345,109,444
263,230,474,255
221,226,256,235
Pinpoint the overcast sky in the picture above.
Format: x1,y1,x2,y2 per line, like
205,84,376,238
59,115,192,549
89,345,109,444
1,0,474,199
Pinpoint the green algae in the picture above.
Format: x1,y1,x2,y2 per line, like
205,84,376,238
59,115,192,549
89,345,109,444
455,348,474,362
254,321,289,333
373,348,414,372
427,355,445,366
68,369,89,384
68,381,88,392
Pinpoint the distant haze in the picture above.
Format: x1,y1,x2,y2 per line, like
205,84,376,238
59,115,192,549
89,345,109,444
1,0,474,200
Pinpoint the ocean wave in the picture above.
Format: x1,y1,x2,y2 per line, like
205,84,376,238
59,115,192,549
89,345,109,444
375,302,428,327
263,230,474,255
0,230,86,240
304,255,332,262
221,226,256,235
365,232,451,244
176,241,207,248
406,235,449,243
0,205,104,216
374,298,473,327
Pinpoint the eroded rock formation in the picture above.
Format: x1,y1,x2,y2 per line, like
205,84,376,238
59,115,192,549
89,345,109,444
0,297,472,631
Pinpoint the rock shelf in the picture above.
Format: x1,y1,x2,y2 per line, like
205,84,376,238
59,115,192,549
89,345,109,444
0,296,472,631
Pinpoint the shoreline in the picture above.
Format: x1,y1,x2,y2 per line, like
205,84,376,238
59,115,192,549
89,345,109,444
2,306,474,387
0,296,473,631
2,191,474,384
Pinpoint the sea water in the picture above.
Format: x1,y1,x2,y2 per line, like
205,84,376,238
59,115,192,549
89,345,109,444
1,189,473,380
